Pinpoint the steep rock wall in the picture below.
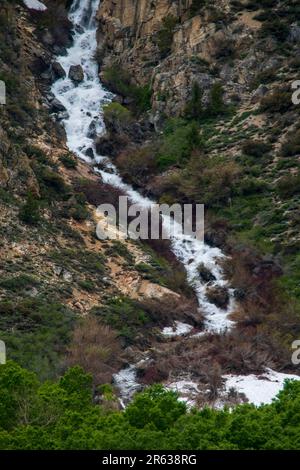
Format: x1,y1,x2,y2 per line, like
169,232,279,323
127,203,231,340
96,0,268,118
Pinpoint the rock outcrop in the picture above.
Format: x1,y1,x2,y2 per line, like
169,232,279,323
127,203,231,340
97,0,270,118
97,0,300,126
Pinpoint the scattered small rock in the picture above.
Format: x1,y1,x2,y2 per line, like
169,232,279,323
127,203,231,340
63,270,73,282
53,266,63,276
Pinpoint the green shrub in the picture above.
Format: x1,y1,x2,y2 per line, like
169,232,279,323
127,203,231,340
91,297,148,344
59,153,77,169
242,140,272,158
238,177,267,195
250,68,277,89
67,203,89,222
260,89,292,113
24,145,49,164
157,120,202,169
77,280,95,292
282,130,300,157
103,102,132,126
277,172,300,198
0,299,75,380
117,144,159,185
49,249,105,275
184,82,203,121
41,169,67,193
189,0,208,16
179,154,241,207
19,192,40,225
0,274,39,292
133,84,152,113
260,18,290,41
102,66,152,114
207,83,226,117
0,188,15,205
105,241,134,263
156,15,178,57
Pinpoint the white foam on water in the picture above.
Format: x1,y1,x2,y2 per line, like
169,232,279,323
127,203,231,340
51,0,112,162
113,365,141,406
96,167,235,333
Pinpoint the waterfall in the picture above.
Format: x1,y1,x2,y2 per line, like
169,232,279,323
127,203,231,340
51,0,235,333
50,0,299,407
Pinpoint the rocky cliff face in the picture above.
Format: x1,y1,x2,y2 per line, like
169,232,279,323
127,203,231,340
96,0,300,254
97,0,289,119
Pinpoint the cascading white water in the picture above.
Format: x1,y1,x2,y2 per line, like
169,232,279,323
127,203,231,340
50,0,300,406
51,0,235,333
52,0,112,162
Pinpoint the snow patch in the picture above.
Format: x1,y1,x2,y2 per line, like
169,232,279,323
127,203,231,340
166,380,201,407
162,321,194,338
223,368,300,406
23,0,47,11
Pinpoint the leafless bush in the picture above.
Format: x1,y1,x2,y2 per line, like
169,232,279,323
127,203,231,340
66,316,123,385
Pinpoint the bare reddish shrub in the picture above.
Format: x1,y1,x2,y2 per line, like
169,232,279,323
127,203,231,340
139,294,203,329
74,179,125,209
66,316,123,385
222,246,282,311
116,145,159,186
138,365,169,385
147,327,279,383
143,238,194,296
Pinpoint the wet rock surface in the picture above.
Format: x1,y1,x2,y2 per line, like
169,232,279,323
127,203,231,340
68,64,84,83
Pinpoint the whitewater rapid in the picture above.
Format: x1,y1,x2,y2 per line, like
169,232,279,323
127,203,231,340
51,0,235,333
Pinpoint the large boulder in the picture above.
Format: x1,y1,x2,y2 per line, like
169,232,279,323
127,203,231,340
50,98,67,113
205,286,230,310
251,85,269,104
68,65,84,84
197,264,216,284
52,61,66,80
87,119,98,139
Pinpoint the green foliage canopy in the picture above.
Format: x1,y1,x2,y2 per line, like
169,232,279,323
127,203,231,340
0,361,300,450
